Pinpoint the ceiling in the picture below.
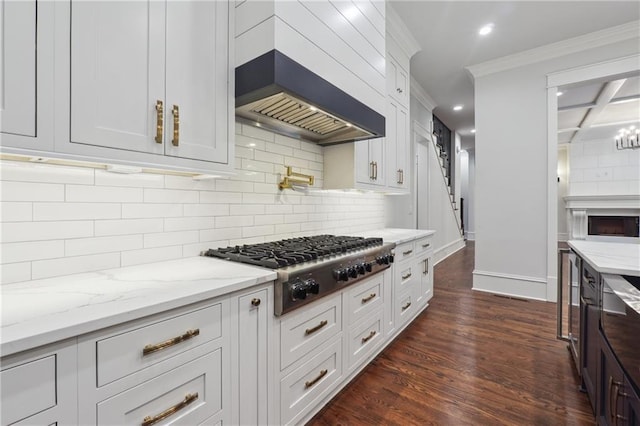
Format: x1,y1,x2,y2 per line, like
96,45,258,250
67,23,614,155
557,75,640,144
391,1,640,149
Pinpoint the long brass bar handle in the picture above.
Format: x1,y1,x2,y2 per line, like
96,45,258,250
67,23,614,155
369,161,375,180
142,329,200,356
361,330,377,344
373,162,378,180
401,169,404,184
397,169,402,184
142,392,198,426
305,320,328,335
155,100,163,143
305,369,328,389
172,105,180,146
401,301,411,311
361,293,376,304
402,272,412,280
423,259,428,275
403,249,413,256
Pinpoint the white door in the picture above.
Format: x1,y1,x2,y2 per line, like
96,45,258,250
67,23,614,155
416,139,430,229
1,0,36,137
70,1,165,154
164,1,229,164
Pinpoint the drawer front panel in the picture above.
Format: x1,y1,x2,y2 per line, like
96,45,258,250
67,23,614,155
414,237,432,256
347,274,383,327
1,355,56,425
280,293,342,370
347,309,384,371
395,241,415,263
395,263,417,293
395,288,417,329
97,349,222,425
280,336,343,425
97,303,222,386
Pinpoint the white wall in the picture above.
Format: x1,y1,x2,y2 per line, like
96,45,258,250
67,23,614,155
0,123,386,285
557,146,570,241
460,149,476,240
568,137,640,196
472,37,640,300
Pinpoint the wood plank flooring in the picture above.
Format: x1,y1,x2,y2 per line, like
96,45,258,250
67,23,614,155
308,242,595,425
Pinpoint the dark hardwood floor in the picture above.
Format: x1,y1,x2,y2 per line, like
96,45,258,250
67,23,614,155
308,242,594,425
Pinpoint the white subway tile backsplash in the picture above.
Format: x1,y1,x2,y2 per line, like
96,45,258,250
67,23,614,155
215,179,254,193
121,246,182,267
122,203,183,218
274,134,301,149
1,240,65,263
242,193,279,204
583,168,613,182
242,158,276,174
252,183,279,194
183,240,227,257
199,191,243,204
184,204,230,217
2,181,64,202
164,217,216,232
242,124,275,142
1,202,32,222
65,235,143,256
164,175,217,191
32,253,121,280
66,184,143,203
254,214,284,226
34,203,121,220
275,223,301,234
598,153,628,168
242,225,275,238
1,262,31,284
230,204,265,216
255,150,285,165
216,215,254,228
264,142,294,157
292,148,317,162
235,146,255,160
144,231,200,248
235,134,266,151
95,170,164,188
144,188,199,204
95,218,164,236
199,227,242,242
1,221,93,243
0,162,94,184
283,156,309,169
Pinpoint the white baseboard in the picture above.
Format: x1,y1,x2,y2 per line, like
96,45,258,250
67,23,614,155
557,232,569,242
433,238,465,265
472,270,548,301
465,231,475,241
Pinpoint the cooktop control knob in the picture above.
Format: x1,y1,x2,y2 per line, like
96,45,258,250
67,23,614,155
348,267,358,279
357,263,366,275
388,253,394,263
334,269,348,281
365,262,373,272
306,279,320,294
291,283,308,301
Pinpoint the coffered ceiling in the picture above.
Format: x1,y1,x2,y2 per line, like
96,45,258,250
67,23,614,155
557,75,640,144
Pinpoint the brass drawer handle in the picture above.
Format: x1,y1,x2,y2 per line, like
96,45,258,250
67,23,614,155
402,249,413,256
305,369,328,389
422,243,430,248
361,330,377,344
142,392,198,426
142,329,200,356
361,293,376,304
251,298,261,307
305,320,328,335
402,301,411,311
155,100,163,143
171,104,180,146
402,272,412,280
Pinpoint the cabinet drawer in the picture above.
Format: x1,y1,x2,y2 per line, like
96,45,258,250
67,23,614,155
395,263,417,294
280,336,343,425
97,303,222,386
98,349,222,426
347,274,384,327
1,355,56,425
395,241,415,263
395,289,418,329
347,309,384,371
280,293,341,370
414,237,433,256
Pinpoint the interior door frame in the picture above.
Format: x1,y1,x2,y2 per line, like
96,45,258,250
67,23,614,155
545,53,640,302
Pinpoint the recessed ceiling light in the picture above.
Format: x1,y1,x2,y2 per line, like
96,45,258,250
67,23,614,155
471,129,476,133
557,91,564,96
453,105,463,111
479,23,494,36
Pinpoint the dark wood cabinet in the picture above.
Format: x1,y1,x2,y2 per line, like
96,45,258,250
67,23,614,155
582,261,600,409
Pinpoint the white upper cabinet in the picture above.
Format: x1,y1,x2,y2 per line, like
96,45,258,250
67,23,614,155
1,0,54,151
387,52,409,108
386,99,409,191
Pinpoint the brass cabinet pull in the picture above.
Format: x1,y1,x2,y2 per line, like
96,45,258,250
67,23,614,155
361,330,376,344
402,301,411,311
171,104,180,146
401,169,404,184
423,259,428,275
402,249,413,256
305,369,328,389
397,169,402,184
422,243,430,248
142,329,200,356
251,298,261,307
373,161,378,180
155,100,163,143
402,272,412,280
361,293,376,304
612,380,624,424
142,392,198,426
305,320,328,335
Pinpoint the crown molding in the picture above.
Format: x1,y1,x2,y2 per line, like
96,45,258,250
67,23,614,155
386,3,421,59
410,76,437,112
466,20,640,80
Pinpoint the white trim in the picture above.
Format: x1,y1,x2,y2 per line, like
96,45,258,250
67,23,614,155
465,231,475,241
433,238,465,266
472,270,548,301
466,21,640,79
548,54,640,88
558,232,570,242
410,76,437,112
547,86,558,303
564,195,640,209
385,3,421,59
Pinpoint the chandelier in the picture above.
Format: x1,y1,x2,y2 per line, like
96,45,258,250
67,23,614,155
615,126,640,150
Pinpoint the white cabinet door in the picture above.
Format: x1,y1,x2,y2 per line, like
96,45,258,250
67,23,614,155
164,1,229,164
355,140,374,185
1,0,54,151
387,54,409,108
70,1,165,154
386,100,409,191
236,288,269,426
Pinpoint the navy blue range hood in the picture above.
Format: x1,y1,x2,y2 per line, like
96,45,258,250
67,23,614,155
235,50,385,146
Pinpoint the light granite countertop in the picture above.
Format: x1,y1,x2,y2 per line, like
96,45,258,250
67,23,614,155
354,228,436,245
1,257,276,357
568,240,640,276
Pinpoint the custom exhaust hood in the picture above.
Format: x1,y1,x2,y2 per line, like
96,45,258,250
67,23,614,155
235,50,385,146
